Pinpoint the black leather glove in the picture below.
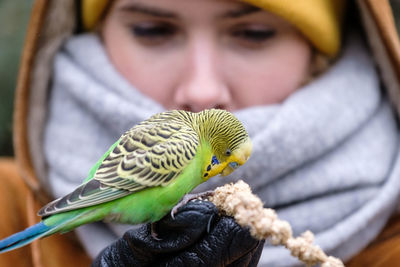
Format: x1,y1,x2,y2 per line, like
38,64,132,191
92,200,264,267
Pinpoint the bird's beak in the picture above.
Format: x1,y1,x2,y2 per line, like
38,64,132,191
221,165,235,176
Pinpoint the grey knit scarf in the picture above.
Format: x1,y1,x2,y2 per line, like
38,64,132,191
44,32,400,266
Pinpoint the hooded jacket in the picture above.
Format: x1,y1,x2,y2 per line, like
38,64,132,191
1,0,400,266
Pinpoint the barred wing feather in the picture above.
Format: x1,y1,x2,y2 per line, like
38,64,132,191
38,120,199,217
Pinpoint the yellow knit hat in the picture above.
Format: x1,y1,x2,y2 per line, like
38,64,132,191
82,0,345,57
242,0,346,57
81,0,109,31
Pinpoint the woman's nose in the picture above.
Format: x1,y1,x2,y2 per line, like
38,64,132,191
173,37,232,112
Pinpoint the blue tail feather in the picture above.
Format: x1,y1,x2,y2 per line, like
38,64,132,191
0,222,52,253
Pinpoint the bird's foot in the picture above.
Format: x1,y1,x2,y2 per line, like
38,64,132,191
170,190,215,219
150,222,162,241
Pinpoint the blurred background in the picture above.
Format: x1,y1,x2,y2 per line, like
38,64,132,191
392,0,400,32
0,0,33,156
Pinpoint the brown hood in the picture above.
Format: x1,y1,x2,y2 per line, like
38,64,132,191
14,0,77,202
13,0,400,202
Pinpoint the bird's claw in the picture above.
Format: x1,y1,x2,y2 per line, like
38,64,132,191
170,191,215,219
151,222,162,241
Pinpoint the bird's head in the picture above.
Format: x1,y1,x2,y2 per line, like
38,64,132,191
197,109,252,179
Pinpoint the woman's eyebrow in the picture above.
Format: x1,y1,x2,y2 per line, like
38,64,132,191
117,3,261,19
118,3,177,18
219,5,261,18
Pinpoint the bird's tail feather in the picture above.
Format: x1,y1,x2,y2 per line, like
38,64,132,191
0,222,53,253
0,209,93,253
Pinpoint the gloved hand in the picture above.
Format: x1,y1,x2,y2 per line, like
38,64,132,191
92,200,264,267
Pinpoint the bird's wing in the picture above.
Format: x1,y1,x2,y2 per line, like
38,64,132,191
38,121,199,216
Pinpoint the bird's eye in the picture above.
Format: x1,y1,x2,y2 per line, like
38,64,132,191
225,149,231,156
229,162,239,169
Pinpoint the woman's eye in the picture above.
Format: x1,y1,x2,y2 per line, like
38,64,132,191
230,26,276,47
130,22,177,44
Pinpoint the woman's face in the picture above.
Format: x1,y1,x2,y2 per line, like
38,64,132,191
101,0,312,111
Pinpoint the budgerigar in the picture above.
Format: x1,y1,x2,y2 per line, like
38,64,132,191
0,109,252,253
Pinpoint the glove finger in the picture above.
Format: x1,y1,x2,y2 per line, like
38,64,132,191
124,200,218,253
227,239,265,267
157,216,263,266
207,216,262,265
157,200,218,237
92,238,143,267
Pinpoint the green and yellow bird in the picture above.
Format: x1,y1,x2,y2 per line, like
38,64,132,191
0,109,252,253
